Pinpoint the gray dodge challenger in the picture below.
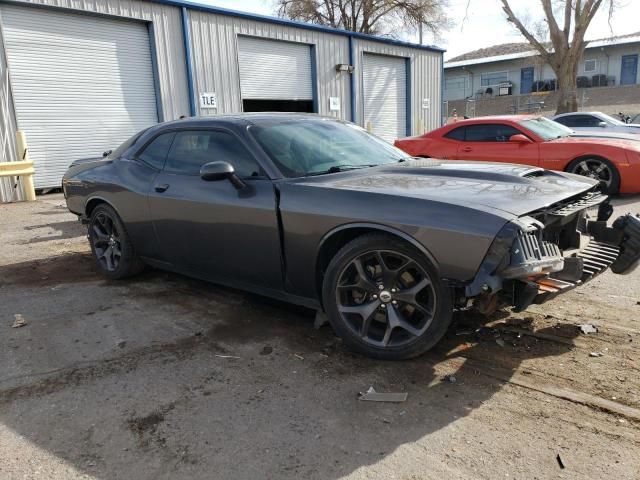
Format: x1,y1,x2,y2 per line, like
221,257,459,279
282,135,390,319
63,114,640,359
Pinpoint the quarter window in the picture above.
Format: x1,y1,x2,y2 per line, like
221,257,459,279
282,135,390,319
164,130,261,177
464,124,522,142
137,132,175,170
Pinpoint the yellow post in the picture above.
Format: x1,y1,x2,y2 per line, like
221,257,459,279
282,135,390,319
15,131,36,201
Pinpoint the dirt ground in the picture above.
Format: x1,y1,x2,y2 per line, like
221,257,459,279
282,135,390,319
1,193,639,480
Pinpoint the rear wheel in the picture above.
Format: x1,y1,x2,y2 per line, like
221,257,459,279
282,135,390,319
567,157,620,194
88,204,144,279
322,233,453,360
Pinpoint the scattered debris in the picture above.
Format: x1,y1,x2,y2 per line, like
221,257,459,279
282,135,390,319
495,338,505,347
11,314,27,328
444,375,457,384
455,328,475,336
260,345,273,355
589,352,605,358
214,354,241,359
293,354,305,360
117,340,127,349
578,324,598,334
556,453,565,469
358,386,407,403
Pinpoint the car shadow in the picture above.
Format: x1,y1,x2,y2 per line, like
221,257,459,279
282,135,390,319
22,220,85,244
0,251,582,479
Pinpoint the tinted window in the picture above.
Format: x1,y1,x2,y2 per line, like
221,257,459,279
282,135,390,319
137,132,175,170
164,130,261,177
464,124,522,142
107,127,150,160
556,115,600,128
445,127,465,141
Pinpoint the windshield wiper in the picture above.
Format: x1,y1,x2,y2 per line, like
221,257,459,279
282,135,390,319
305,164,379,176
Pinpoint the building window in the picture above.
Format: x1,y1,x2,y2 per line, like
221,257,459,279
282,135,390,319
445,76,467,90
480,71,508,86
584,59,597,73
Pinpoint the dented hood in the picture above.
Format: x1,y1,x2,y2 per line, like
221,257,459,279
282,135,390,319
293,159,598,217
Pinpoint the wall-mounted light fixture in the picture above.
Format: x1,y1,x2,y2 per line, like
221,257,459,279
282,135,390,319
335,63,354,73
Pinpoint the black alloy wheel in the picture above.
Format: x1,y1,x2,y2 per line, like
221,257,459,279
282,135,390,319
323,234,452,360
88,204,144,279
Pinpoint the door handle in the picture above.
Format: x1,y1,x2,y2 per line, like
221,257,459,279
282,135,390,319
155,183,170,193
461,147,473,152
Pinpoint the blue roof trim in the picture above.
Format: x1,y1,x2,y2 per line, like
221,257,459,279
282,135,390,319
149,0,445,53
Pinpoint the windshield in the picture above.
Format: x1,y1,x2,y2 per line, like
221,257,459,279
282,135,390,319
598,112,625,126
249,118,410,177
519,117,572,141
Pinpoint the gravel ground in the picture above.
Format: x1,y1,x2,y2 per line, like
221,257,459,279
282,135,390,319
0,193,639,480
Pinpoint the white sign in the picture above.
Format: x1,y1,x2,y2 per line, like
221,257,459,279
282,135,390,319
422,98,430,110
199,92,217,109
329,97,341,111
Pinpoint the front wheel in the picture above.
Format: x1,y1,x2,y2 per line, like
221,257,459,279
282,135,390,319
567,157,620,194
322,233,453,360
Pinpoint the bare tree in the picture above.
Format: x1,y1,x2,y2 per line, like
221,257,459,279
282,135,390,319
276,0,450,39
501,0,616,114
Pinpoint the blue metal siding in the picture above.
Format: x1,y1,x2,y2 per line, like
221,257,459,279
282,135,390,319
181,6,196,116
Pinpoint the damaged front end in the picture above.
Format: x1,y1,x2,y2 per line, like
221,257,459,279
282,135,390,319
466,189,640,314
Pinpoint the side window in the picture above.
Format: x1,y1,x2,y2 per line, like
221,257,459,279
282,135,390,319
444,127,465,141
557,115,599,128
164,130,261,177
465,124,522,142
137,133,175,170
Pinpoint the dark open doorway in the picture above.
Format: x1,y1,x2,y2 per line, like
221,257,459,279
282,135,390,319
243,99,314,113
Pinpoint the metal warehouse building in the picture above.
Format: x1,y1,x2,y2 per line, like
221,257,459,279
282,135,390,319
0,0,444,201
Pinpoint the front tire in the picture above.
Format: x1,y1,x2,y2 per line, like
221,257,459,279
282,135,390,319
322,233,453,360
88,204,144,279
567,157,620,194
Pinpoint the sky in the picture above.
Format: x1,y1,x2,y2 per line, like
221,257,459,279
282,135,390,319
195,0,640,60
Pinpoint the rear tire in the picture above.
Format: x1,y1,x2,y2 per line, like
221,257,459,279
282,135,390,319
567,157,620,194
322,233,453,360
88,204,144,280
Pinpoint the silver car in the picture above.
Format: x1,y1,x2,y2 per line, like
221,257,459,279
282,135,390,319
552,111,640,134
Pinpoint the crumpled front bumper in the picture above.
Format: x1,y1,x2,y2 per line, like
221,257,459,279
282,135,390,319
512,213,640,312
466,208,640,314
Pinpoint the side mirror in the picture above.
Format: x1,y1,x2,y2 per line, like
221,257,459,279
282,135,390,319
598,121,608,128
200,161,246,189
509,134,533,143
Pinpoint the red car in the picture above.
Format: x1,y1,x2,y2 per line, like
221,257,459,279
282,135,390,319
394,115,640,194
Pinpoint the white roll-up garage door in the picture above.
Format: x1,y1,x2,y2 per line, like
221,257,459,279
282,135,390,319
238,36,313,100
0,5,158,188
363,53,407,142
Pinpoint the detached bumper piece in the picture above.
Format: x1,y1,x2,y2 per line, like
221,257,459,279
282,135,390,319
512,213,639,312
610,214,640,274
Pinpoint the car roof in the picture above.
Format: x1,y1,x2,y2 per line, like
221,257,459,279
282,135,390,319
445,114,539,125
553,111,603,118
161,112,335,128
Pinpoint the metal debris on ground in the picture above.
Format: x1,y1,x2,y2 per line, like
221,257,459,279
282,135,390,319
260,345,273,355
495,338,506,347
11,314,27,328
293,354,305,360
214,354,241,359
444,375,457,384
358,386,408,402
556,453,566,469
578,324,599,334
589,351,605,357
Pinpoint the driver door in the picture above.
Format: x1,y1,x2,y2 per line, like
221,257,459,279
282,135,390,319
453,123,540,166
147,128,283,290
